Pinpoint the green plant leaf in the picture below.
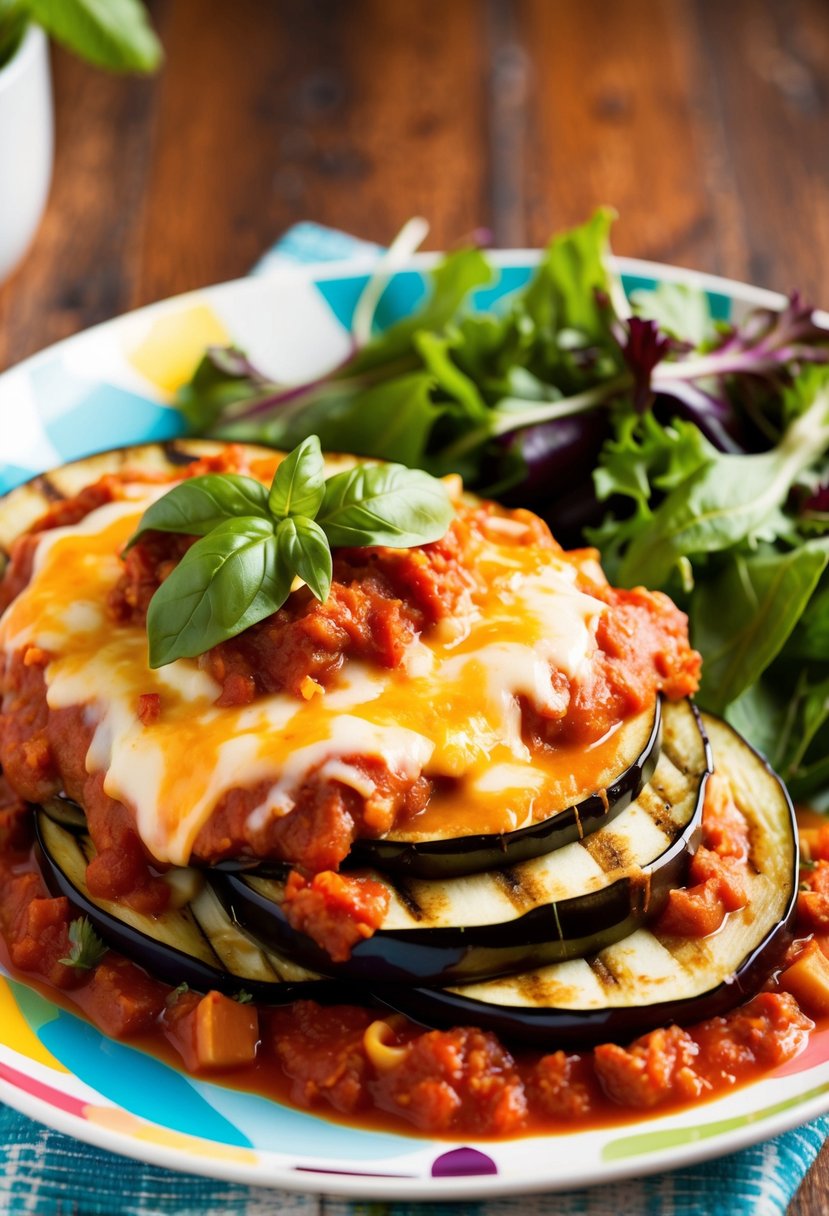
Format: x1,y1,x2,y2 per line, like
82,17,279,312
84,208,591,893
126,473,270,550
344,247,494,377
693,542,829,713
176,347,266,433
619,380,829,587
275,516,332,603
725,678,789,769
783,572,829,660
631,282,717,347
781,671,829,801
26,0,161,72
318,463,453,548
0,2,27,68
60,917,107,970
268,435,325,520
519,206,623,354
147,517,288,667
413,330,490,422
249,374,443,470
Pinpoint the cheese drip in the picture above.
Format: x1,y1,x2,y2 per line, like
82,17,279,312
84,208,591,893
0,483,609,865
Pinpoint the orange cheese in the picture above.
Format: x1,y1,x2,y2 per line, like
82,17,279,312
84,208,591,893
0,478,619,867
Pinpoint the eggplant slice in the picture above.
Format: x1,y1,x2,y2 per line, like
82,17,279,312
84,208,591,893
0,438,359,571
349,700,662,879
217,699,709,986
35,811,328,1003
376,712,797,1046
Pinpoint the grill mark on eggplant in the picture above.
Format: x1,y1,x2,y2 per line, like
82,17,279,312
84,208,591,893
32,473,68,503
656,930,713,973
389,879,425,922
376,713,796,1041
639,791,679,837
491,865,535,912
514,969,576,1006
583,831,629,873
162,441,201,467
589,955,620,989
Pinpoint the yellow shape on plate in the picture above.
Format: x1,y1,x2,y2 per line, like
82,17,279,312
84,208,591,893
0,976,69,1073
84,1105,259,1163
128,304,230,395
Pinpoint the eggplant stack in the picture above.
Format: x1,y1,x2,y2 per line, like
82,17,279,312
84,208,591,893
36,696,798,1049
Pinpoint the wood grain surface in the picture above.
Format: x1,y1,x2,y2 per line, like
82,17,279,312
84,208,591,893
0,0,828,1207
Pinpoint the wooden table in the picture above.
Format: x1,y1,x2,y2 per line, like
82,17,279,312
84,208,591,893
0,0,827,1207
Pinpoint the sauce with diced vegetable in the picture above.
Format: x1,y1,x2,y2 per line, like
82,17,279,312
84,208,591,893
0,776,820,1139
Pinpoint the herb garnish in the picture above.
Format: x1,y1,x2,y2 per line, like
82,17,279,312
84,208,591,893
128,437,454,668
60,917,107,971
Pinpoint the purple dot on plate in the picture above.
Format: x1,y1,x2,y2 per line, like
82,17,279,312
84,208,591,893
431,1147,498,1177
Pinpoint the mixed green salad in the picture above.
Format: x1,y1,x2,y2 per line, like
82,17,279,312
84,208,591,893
176,210,829,808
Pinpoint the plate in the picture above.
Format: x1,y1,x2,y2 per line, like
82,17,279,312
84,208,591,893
0,254,826,1200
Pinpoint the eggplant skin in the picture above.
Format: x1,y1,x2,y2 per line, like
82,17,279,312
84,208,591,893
373,711,798,1047
349,701,662,879
216,701,710,986
34,811,332,1004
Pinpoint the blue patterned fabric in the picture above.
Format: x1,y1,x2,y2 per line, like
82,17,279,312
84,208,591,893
1,1104,827,1215
1,222,826,1214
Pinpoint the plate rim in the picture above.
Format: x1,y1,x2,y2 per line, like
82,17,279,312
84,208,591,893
1,1034,828,1200
2,252,826,389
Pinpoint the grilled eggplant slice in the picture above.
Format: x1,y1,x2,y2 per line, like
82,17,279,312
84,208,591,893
0,439,359,571
35,811,327,1002
377,712,797,1045
350,700,662,878
218,699,709,985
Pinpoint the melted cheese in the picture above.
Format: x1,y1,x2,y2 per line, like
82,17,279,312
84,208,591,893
0,481,612,865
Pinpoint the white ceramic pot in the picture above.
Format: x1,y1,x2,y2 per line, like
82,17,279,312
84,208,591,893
0,24,53,284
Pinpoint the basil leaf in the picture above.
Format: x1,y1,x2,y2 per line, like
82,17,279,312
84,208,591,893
693,543,829,713
275,516,332,603
26,0,162,72
126,474,270,550
147,517,288,667
318,464,453,548
268,435,325,520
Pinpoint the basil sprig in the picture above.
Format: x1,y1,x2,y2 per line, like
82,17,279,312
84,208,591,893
128,437,454,668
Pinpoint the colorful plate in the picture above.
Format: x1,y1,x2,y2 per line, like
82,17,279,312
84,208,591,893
0,254,827,1200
